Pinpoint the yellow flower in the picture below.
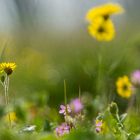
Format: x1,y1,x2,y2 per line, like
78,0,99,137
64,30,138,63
116,76,133,98
88,17,115,41
95,119,108,134
4,112,17,123
0,62,16,75
86,3,124,22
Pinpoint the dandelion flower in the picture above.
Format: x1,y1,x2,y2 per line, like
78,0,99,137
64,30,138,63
86,3,124,22
88,17,115,41
0,62,16,75
116,76,133,98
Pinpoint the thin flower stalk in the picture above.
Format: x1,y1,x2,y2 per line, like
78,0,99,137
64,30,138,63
0,62,16,127
4,74,11,127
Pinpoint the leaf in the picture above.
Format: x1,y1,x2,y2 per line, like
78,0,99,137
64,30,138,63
120,113,127,123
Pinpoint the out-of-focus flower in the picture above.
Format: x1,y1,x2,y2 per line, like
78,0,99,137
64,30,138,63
59,105,71,115
0,62,16,75
88,17,115,41
95,119,103,133
116,76,133,98
4,112,17,123
86,3,124,41
55,123,70,137
70,98,83,113
131,70,140,86
64,115,76,126
95,119,107,133
109,102,118,115
86,3,124,22
29,104,38,119
22,125,36,132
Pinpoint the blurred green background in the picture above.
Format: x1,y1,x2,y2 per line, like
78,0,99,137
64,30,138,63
0,0,140,112
0,1,140,140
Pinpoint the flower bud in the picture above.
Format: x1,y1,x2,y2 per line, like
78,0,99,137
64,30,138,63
109,102,118,115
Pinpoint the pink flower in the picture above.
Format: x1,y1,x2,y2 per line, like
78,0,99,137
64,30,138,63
96,127,101,133
95,120,103,133
70,98,83,113
55,123,70,137
59,105,71,115
131,70,140,86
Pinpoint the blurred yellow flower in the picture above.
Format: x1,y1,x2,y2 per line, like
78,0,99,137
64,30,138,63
4,112,17,123
0,62,16,75
86,3,124,22
95,119,108,134
116,76,133,98
88,17,115,41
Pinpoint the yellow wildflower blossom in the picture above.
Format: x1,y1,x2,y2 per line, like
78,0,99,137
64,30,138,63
86,3,124,22
116,76,133,98
0,62,16,75
88,17,115,41
4,112,17,123
95,119,108,134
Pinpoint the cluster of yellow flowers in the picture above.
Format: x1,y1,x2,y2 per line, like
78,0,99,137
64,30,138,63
86,3,124,41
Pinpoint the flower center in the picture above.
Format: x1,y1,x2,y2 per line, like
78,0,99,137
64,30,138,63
98,27,105,33
122,84,128,91
4,67,13,75
103,14,109,20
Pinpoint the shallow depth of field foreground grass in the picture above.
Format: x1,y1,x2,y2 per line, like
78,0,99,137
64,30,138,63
0,1,140,140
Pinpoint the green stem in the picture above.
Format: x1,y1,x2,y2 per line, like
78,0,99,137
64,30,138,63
96,50,102,94
127,94,136,113
4,75,11,128
79,86,81,101
79,86,82,115
64,80,67,106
